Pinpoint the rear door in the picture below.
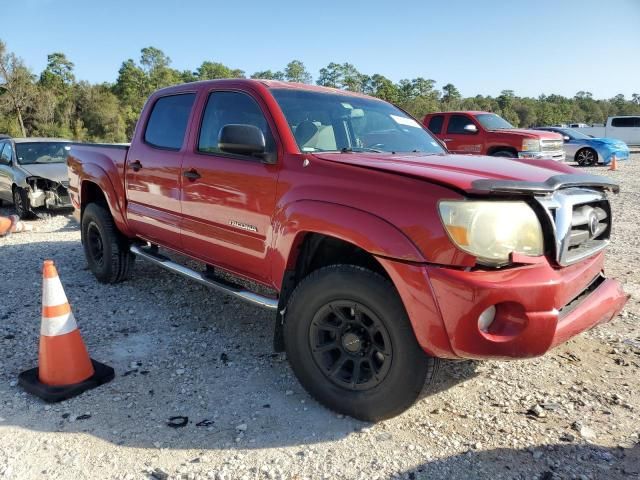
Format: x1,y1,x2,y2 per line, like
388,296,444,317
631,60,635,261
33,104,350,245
179,89,280,283
125,92,196,250
609,117,640,144
442,114,483,154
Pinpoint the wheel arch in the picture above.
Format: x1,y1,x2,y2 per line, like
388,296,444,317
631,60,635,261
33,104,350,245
487,145,518,156
271,200,426,351
78,168,132,237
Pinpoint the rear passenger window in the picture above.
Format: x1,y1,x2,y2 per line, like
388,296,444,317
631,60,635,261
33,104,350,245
198,91,275,155
427,115,444,134
611,117,640,128
447,115,475,134
144,93,196,150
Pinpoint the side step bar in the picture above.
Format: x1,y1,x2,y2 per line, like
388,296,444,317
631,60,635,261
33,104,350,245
130,245,278,310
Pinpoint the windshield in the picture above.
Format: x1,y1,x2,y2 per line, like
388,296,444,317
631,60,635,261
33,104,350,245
271,89,445,154
475,113,514,130
15,142,71,165
561,128,591,140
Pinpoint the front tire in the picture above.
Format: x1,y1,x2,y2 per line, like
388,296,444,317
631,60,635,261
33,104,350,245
12,187,31,219
81,203,135,283
284,265,438,421
491,149,517,158
575,148,597,166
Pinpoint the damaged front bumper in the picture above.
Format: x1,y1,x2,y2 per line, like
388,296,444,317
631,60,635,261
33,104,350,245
25,177,72,210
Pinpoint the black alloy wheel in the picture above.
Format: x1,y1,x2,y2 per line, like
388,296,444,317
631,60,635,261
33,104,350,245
309,301,393,391
576,148,597,166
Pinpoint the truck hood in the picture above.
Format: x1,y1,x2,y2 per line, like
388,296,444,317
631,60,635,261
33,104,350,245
312,152,618,194
487,128,562,140
18,163,69,183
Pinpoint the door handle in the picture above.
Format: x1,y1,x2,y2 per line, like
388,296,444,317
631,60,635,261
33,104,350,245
129,160,142,172
183,169,201,181
443,138,453,142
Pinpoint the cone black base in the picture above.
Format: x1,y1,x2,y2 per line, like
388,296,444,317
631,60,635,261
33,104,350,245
18,359,114,403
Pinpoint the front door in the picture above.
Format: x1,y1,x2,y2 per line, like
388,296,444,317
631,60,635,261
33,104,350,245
180,90,280,283
442,114,483,154
125,92,196,250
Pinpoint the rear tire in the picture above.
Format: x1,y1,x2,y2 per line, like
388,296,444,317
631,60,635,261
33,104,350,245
12,187,31,219
81,203,135,283
491,149,517,158
575,148,597,166
284,265,438,421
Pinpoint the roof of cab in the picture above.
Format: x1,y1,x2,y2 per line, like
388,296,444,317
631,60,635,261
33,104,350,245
153,78,374,99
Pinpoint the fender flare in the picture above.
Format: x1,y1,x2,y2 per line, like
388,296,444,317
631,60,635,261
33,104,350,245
77,162,132,236
270,200,425,289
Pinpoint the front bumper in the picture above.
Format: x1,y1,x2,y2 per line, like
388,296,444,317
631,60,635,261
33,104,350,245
425,252,628,359
518,150,566,162
599,148,630,165
28,186,72,210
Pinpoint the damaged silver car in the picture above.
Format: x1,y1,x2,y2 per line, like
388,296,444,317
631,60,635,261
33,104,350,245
0,138,73,218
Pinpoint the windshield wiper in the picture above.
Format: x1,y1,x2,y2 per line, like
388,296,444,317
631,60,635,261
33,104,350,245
340,147,384,153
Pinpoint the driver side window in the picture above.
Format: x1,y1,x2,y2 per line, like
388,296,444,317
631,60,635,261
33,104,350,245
198,91,275,156
447,115,476,135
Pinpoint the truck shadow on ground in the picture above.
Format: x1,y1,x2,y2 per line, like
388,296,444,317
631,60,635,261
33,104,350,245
398,443,639,480
1,240,478,452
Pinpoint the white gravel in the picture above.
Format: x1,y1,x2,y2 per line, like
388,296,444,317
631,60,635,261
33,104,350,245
1,155,639,480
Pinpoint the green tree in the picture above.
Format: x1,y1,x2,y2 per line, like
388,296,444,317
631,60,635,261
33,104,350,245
39,52,75,89
0,40,35,136
317,62,342,88
441,83,461,109
366,74,399,103
250,70,285,80
196,61,244,80
284,60,312,84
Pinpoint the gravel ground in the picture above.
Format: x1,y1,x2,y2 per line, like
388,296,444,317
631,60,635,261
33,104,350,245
1,155,639,480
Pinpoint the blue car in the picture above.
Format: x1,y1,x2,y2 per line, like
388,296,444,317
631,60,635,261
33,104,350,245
534,127,630,166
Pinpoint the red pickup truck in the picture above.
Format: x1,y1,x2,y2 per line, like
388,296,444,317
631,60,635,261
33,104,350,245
68,80,627,421
423,111,566,161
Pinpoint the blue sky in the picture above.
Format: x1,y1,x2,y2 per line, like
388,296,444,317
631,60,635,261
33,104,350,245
3,0,639,99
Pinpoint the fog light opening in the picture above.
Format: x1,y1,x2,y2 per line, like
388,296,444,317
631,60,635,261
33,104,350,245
478,305,497,333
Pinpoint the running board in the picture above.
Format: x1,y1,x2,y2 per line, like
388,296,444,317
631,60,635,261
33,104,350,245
130,245,278,310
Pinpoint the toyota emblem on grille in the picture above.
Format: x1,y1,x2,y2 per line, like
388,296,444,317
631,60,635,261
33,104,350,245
589,212,599,237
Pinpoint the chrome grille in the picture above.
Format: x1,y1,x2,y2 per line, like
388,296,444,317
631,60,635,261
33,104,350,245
536,189,611,266
541,139,563,152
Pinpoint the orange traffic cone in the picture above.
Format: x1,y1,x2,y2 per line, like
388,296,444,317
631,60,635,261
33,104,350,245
18,260,114,402
0,216,11,236
609,154,618,171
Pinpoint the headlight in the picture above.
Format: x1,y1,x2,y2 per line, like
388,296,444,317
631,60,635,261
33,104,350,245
522,139,541,152
438,201,543,266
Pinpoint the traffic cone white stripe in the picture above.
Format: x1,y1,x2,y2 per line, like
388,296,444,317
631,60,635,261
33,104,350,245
41,311,78,337
43,277,69,307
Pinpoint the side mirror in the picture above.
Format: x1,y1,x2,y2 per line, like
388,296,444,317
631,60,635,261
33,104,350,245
219,124,274,162
563,135,570,142
463,124,478,134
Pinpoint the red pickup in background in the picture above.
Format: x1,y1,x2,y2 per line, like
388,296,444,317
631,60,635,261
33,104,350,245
424,111,566,161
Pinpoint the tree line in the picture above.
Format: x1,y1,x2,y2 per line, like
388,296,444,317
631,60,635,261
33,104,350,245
1,40,639,143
